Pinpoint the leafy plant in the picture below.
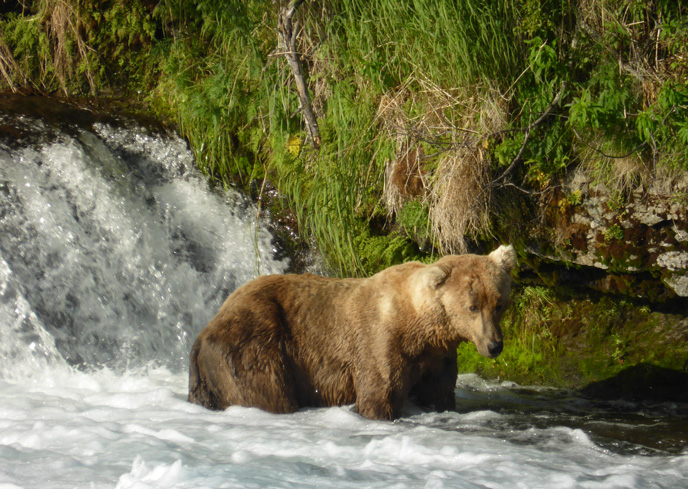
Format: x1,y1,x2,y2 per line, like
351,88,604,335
611,333,629,364
398,200,430,241
604,224,624,243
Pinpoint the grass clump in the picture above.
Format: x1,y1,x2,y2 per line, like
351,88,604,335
0,0,157,95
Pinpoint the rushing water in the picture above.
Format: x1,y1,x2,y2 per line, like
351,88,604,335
0,99,687,489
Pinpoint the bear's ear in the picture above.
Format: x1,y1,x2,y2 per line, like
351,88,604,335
423,264,450,289
488,244,517,273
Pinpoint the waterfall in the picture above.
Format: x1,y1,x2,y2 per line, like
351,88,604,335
0,103,288,377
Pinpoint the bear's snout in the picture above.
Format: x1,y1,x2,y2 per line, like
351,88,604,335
487,340,503,357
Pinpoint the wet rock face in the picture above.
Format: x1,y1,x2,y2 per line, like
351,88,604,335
533,169,688,300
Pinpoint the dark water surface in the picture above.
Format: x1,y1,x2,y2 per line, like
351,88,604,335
448,375,688,456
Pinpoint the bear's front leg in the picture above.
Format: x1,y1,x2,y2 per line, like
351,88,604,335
413,382,456,412
354,376,407,421
411,353,458,412
355,390,395,420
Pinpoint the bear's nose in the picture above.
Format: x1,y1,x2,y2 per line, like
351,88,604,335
487,341,503,357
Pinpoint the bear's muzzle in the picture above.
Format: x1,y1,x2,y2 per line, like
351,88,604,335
487,340,503,357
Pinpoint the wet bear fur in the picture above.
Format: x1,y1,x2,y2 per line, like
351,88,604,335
188,245,516,420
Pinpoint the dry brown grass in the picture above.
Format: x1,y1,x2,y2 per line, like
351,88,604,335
580,144,687,198
378,74,508,253
42,0,95,95
429,146,493,254
574,128,688,198
577,136,650,194
0,39,22,92
379,84,420,218
383,144,428,218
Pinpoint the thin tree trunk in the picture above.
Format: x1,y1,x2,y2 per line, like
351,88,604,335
277,0,321,149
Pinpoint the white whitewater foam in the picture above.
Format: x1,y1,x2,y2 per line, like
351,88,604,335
0,368,686,489
0,122,287,374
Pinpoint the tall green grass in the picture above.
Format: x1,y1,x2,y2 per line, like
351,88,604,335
267,0,529,275
319,0,521,89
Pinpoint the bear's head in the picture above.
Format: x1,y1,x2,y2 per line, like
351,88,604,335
422,245,517,358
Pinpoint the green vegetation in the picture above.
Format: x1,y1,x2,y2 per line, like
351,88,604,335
458,286,688,388
3,0,686,275
2,0,687,388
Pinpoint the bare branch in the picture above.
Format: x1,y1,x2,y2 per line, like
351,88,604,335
492,83,566,186
277,0,321,149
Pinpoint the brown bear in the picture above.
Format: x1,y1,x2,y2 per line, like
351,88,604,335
188,245,516,420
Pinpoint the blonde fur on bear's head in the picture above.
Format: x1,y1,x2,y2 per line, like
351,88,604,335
487,244,516,274
422,244,516,290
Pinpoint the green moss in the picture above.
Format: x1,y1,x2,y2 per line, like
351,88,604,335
458,286,688,389
603,224,624,243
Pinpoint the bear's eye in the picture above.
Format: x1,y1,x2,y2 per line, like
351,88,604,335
469,305,479,313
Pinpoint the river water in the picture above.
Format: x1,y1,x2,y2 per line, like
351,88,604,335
0,99,686,488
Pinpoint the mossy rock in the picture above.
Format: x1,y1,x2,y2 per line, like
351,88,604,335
580,363,688,402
